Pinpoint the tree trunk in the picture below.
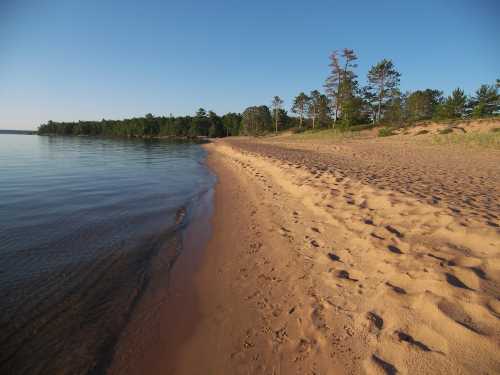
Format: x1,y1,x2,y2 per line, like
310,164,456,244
299,114,303,128
275,109,278,133
377,91,382,122
377,74,386,123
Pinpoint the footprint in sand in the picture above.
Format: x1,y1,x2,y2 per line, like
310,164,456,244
427,253,448,263
338,270,358,282
385,225,404,239
469,266,487,280
367,312,384,330
438,300,484,334
387,245,403,254
280,226,291,233
396,331,431,352
444,273,474,290
385,282,407,294
327,252,341,262
371,232,385,240
309,239,321,248
363,218,375,225
372,355,397,375
486,220,499,228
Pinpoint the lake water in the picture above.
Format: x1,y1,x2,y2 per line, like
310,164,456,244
0,135,215,374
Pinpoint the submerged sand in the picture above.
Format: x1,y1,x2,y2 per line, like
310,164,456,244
170,136,499,374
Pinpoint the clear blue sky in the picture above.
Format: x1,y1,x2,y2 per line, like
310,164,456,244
1,0,498,129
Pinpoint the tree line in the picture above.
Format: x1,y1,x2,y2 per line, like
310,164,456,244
38,109,242,138
284,49,499,132
241,49,499,135
38,49,499,137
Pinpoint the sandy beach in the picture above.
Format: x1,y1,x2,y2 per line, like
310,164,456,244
170,132,499,375
108,128,499,374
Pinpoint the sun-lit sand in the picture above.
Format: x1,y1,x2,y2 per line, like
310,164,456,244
169,126,499,374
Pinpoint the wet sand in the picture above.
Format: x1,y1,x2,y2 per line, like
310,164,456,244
169,136,499,374
107,190,213,375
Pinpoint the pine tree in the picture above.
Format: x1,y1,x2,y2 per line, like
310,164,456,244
367,59,401,122
291,92,310,128
434,88,467,119
324,49,358,126
470,84,499,117
307,90,321,129
271,96,284,133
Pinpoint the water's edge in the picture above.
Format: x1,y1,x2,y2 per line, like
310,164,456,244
105,185,216,375
94,186,214,374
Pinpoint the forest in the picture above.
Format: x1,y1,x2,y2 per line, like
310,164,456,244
37,109,242,138
38,49,499,137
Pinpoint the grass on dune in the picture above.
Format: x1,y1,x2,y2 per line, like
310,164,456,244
270,122,500,150
284,128,367,142
428,131,500,150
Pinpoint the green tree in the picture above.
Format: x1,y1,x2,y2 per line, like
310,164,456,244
208,111,224,137
337,75,366,127
406,89,443,122
291,92,309,128
383,91,405,125
222,113,242,136
316,93,331,128
307,90,321,129
367,59,401,122
469,84,499,117
361,86,378,123
189,108,210,137
324,48,358,126
271,96,284,133
241,106,272,135
434,88,467,119
273,108,290,130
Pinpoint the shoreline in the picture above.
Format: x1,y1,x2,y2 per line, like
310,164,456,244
107,188,214,375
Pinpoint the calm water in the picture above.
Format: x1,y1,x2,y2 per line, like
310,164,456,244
0,135,215,374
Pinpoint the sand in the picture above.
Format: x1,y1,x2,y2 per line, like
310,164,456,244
170,136,500,375
110,133,500,374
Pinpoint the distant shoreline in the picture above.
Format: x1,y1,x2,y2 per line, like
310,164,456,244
0,130,213,142
0,129,37,135
35,133,213,141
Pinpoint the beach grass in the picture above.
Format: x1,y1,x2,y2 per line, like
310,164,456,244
428,131,500,150
285,128,367,142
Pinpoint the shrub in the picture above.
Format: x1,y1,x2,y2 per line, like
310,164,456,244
378,127,395,137
291,127,306,134
438,128,454,135
350,123,375,132
415,129,429,135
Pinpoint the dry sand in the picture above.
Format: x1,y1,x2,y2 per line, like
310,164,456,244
170,136,500,375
